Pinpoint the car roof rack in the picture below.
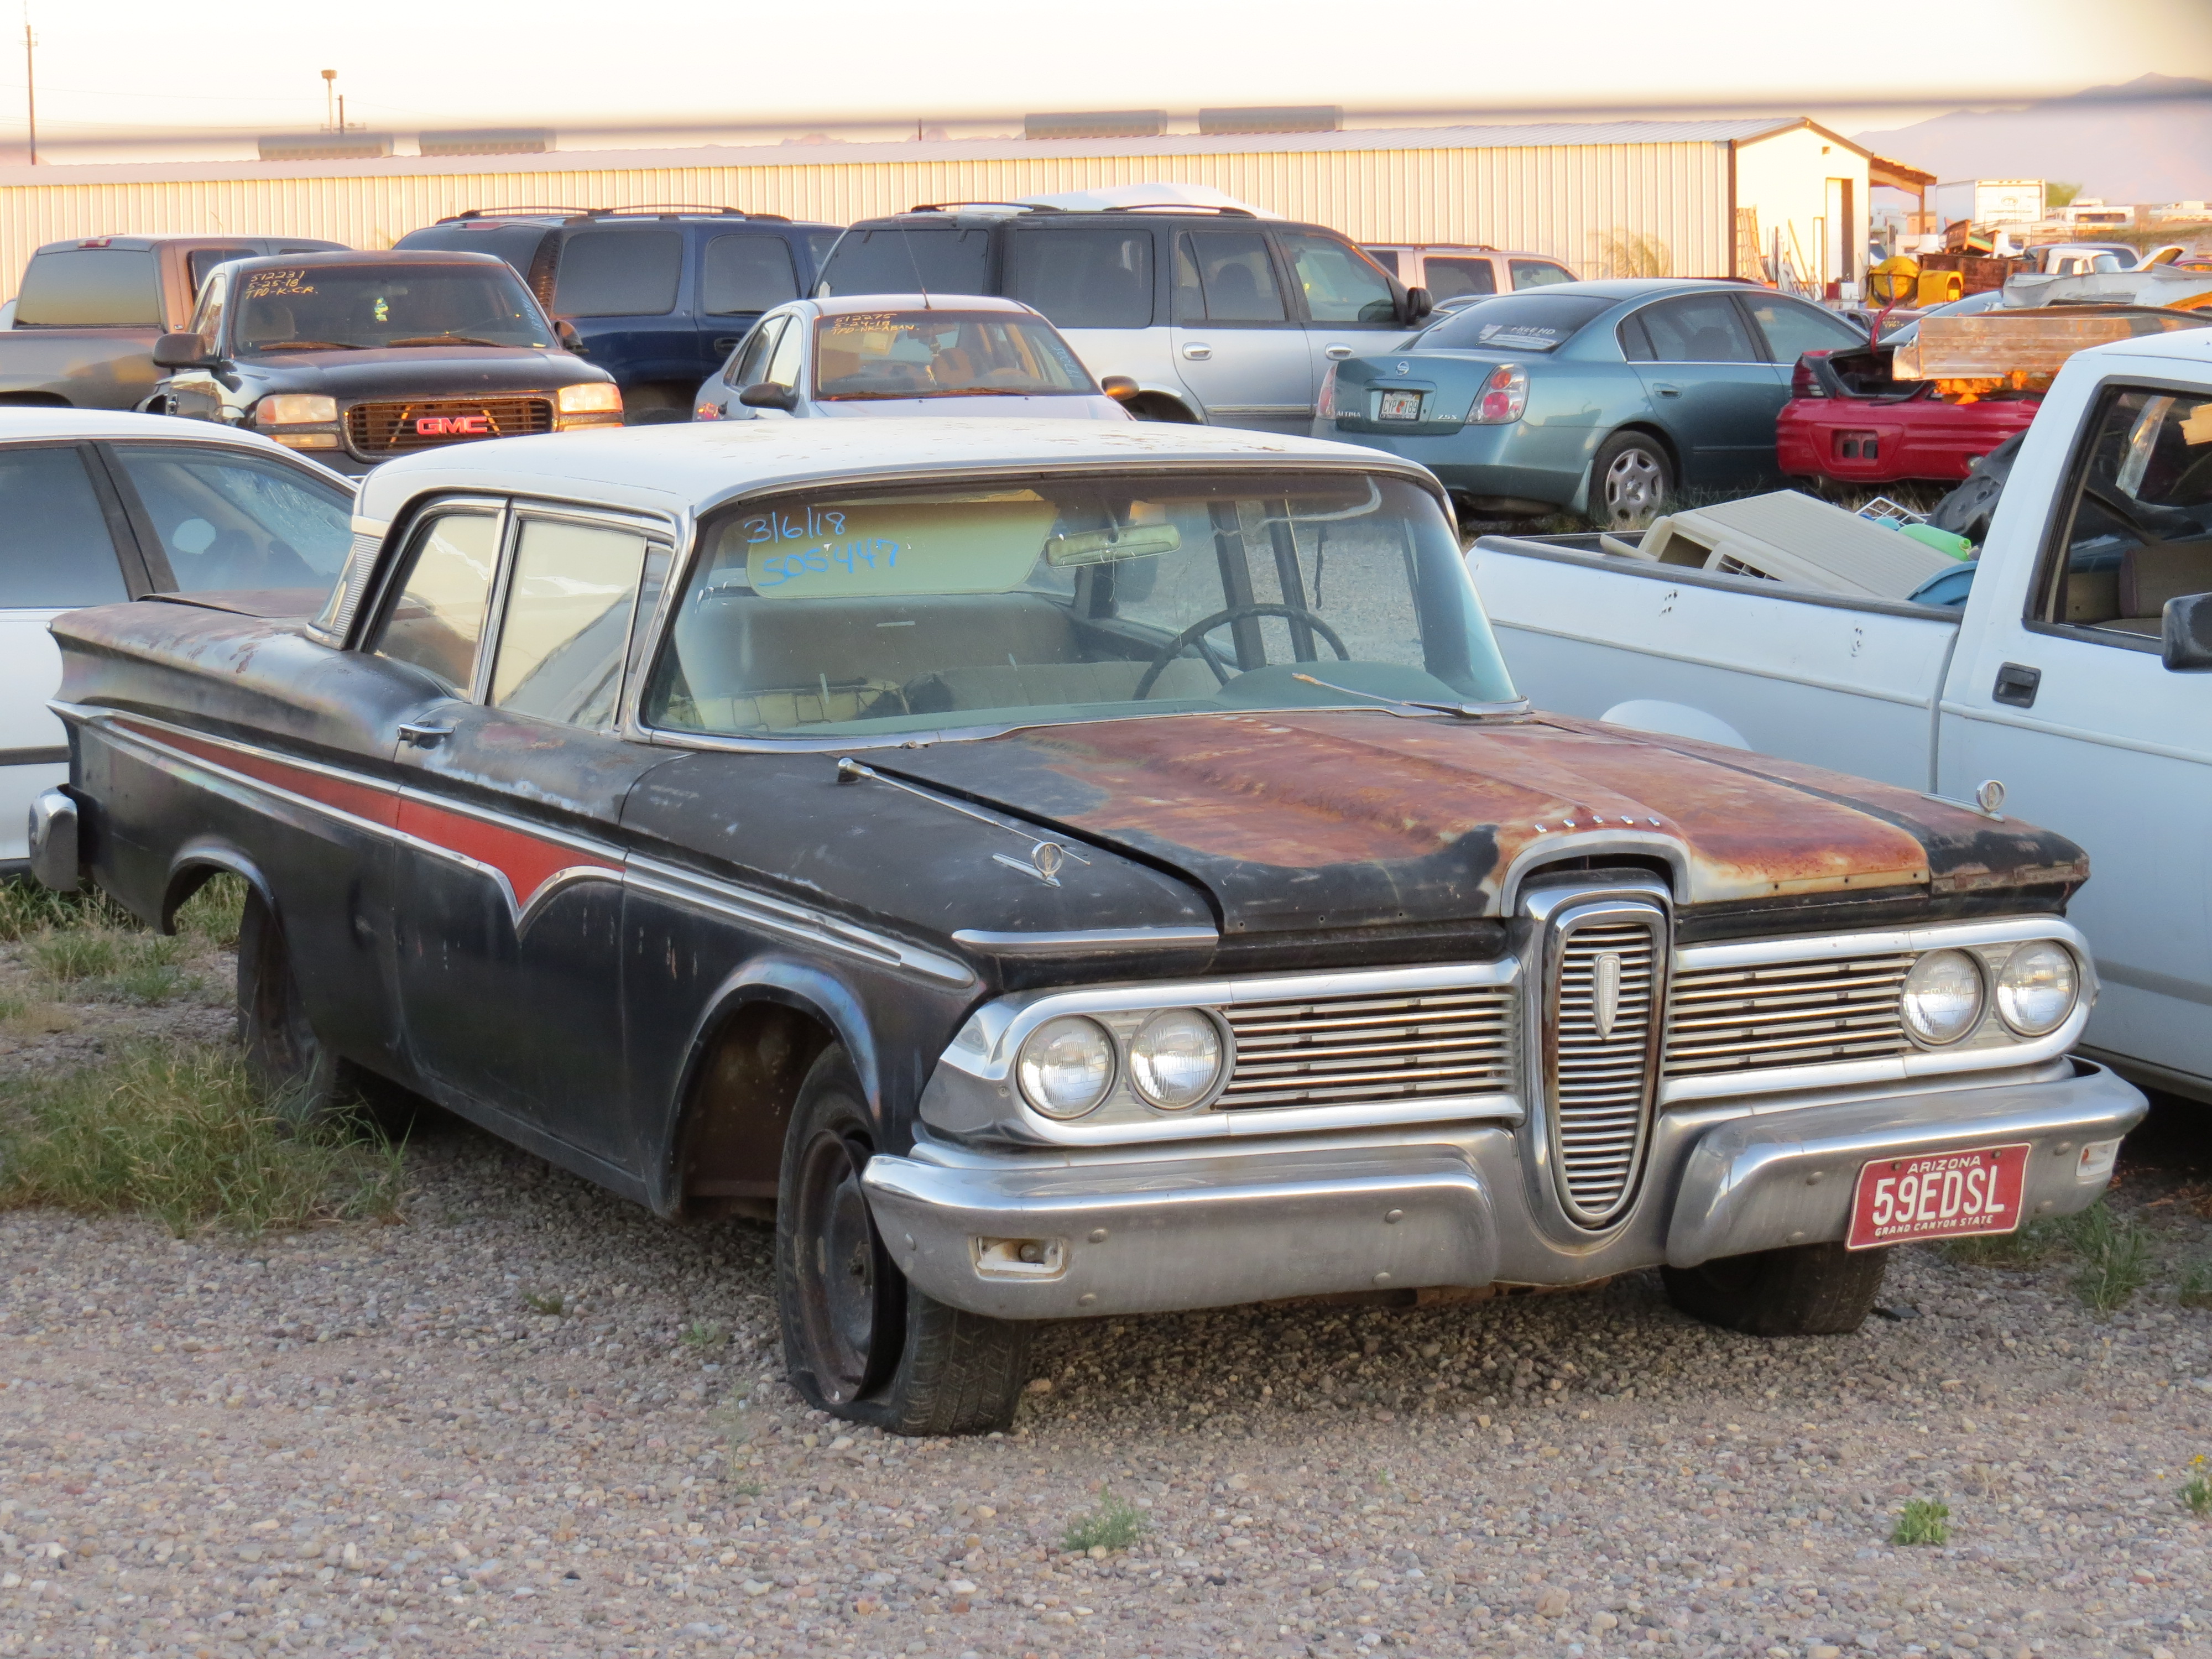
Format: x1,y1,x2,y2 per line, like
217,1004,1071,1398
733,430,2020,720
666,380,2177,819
904,201,1061,215
441,204,791,224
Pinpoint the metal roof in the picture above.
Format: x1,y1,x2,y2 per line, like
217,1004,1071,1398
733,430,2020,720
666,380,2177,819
0,118,1812,190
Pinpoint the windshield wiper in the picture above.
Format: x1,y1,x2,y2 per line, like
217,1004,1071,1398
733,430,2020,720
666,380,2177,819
255,340,363,351
1291,672,1527,720
383,335,525,348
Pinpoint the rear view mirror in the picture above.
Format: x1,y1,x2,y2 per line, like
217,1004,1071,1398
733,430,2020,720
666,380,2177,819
1099,375,1140,403
152,331,214,369
2162,592,2212,671
737,382,797,411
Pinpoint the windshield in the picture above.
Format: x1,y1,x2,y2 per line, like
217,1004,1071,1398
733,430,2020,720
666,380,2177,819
813,310,1095,399
1414,292,1616,352
645,472,1515,740
229,264,554,353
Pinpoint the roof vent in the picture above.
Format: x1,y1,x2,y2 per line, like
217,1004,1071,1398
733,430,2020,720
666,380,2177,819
257,132,394,162
1023,109,1167,141
1198,106,1342,135
419,128,554,157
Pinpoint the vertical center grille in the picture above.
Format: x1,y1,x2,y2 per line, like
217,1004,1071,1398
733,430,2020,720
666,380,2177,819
1545,906,1665,1228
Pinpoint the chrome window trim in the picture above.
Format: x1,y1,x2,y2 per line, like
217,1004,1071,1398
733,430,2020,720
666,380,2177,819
951,925,1220,954
1661,916,2097,1105
928,956,1524,1148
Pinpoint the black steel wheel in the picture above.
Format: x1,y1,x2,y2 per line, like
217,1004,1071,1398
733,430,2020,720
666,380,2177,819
776,1046,1031,1434
1660,1240,1889,1336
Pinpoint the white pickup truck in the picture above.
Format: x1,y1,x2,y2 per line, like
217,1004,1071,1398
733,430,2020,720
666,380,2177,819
1470,325,2212,1102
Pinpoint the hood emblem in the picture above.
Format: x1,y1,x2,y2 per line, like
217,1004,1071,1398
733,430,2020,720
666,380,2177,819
837,755,1091,888
1593,952,1623,1041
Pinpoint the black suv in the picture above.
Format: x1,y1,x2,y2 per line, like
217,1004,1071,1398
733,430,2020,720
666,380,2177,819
815,204,1430,432
397,206,841,421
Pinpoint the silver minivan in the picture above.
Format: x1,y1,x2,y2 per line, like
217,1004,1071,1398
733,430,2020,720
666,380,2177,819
813,204,1432,434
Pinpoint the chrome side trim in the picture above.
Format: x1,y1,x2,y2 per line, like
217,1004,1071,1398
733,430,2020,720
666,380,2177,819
626,858,975,988
950,925,1220,954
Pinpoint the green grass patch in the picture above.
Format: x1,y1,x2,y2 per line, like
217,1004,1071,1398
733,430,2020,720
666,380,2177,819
0,1042,405,1238
2183,1457,2211,1519
0,877,133,942
1940,1217,2068,1269
682,1319,727,1352
175,874,247,948
521,1290,566,1316
1891,1498,1950,1546
1063,1492,1148,1554
2179,1260,2212,1311
2057,1201,2157,1314
24,924,197,1005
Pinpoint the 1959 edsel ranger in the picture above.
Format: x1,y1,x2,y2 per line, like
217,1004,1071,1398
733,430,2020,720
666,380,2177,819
30,418,2146,1434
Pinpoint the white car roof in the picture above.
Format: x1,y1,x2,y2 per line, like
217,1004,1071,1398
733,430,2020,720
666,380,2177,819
0,407,306,452
352,418,1430,526
2091,322,2212,369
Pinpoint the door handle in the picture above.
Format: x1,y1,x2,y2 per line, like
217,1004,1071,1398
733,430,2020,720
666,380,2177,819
1991,662,2041,709
1182,343,1212,361
712,337,742,354
398,722,454,748
1652,382,1683,397
1324,345,1355,359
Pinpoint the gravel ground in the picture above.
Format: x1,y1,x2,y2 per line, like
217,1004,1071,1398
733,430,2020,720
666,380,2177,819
4,937,2212,1659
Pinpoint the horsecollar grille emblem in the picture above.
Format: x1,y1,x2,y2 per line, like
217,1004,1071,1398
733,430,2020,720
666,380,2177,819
1593,952,1623,1041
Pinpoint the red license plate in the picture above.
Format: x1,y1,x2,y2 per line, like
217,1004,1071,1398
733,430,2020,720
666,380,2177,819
1846,1142,2030,1250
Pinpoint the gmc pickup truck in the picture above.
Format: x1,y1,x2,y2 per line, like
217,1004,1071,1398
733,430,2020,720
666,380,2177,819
1468,325,2212,1103
0,235,346,412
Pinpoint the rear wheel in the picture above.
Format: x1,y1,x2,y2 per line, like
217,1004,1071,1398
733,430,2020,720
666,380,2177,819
1661,1241,1888,1336
237,889,410,1131
777,1046,1030,1435
1590,431,1674,529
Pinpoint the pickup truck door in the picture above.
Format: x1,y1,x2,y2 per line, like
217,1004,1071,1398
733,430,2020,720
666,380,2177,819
1937,379,2212,1091
1169,231,1314,434
369,502,675,1177
1618,294,1787,489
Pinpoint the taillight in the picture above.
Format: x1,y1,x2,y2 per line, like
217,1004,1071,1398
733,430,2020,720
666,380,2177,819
1466,364,1527,425
1316,362,1339,421
1792,352,1830,399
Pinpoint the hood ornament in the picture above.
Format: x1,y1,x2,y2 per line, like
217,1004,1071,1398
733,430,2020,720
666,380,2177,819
837,756,1089,886
1593,952,1623,1041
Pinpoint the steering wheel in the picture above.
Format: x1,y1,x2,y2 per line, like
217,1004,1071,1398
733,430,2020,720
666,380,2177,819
1132,603,1350,699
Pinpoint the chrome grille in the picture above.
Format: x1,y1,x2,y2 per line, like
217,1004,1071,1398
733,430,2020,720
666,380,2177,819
1547,913,1662,1227
1665,953,1912,1077
1216,984,1514,1110
345,395,554,457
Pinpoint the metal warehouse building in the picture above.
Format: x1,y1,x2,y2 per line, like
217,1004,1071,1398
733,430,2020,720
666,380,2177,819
0,117,1876,297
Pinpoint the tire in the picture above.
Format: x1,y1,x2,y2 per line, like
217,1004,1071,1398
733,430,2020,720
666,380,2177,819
1661,1241,1888,1337
237,889,406,1130
1590,431,1676,530
777,1046,1031,1436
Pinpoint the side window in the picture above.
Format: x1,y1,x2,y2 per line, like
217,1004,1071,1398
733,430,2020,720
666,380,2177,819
551,231,683,317
1742,295,1864,363
2039,387,2212,640
1276,232,1398,324
1510,260,1574,290
1365,249,1401,276
1423,258,1498,301
1628,294,1759,363
490,519,651,728
188,247,254,293
1173,232,1286,324
1006,229,1154,329
187,273,229,342
702,235,800,316
765,318,805,388
0,446,129,608
375,513,502,697
108,445,352,591
725,316,784,387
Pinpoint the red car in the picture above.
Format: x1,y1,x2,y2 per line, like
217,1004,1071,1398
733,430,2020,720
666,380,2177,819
1777,345,2039,487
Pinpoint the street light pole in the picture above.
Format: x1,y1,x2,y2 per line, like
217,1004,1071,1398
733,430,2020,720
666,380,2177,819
322,67,336,133
23,20,34,165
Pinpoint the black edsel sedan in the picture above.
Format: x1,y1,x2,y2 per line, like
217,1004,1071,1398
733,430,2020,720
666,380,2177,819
152,251,623,474
33,420,2140,1433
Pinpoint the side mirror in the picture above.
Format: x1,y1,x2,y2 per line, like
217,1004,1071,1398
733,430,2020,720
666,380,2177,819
2162,592,2212,671
1099,375,1139,404
152,331,214,369
737,381,797,412
1404,285,1433,324
556,319,588,356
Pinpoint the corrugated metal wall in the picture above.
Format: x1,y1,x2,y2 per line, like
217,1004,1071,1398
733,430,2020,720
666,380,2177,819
0,139,1735,290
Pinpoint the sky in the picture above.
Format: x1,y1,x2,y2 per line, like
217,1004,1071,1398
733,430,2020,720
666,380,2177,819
8,0,2211,160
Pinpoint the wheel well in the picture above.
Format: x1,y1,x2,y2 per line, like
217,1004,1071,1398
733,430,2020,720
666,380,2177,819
158,857,265,936
674,999,837,1219
1605,422,1680,471
1124,392,1199,424
0,392,70,408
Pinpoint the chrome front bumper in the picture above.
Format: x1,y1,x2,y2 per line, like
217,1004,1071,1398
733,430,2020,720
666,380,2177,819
862,1059,2146,1319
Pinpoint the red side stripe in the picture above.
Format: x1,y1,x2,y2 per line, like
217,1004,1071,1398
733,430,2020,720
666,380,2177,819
123,719,399,828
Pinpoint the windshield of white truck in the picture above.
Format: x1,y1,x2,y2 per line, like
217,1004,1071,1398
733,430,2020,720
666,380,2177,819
228,264,555,353
645,472,1517,739
14,248,163,328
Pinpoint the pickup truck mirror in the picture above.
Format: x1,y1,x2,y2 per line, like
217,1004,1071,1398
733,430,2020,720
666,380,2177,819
2161,592,2212,671
1099,375,1140,403
152,331,215,369
556,319,588,356
737,381,797,411
1400,285,1433,326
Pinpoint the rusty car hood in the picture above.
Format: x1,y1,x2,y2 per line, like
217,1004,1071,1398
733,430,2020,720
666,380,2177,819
877,711,2088,935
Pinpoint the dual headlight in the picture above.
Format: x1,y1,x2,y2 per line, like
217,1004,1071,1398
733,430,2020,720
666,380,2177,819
1015,1008,1228,1120
1901,941,2079,1046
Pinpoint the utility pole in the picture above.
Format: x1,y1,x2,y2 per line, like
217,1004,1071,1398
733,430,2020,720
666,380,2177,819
322,67,335,132
23,17,34,165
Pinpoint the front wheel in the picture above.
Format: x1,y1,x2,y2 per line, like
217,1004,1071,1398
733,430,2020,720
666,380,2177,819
776,1046,1031,1435
1661,1241,1888,1336
1590,431,1675,530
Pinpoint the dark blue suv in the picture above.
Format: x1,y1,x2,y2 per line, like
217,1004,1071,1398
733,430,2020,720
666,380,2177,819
395,206,841,421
